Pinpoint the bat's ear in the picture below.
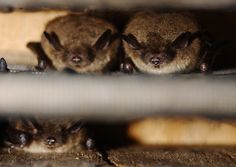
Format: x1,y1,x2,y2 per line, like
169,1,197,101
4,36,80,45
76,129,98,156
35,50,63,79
122,33,143,50
66,121,84,134
171,32,192,49
0,58,9,72
93,29,112,50
22,118,43,134
44,31,64,51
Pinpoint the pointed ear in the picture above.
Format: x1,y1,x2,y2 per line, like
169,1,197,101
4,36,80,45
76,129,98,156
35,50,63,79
122,33,143,50
94,29,112,50
0,57,9,72
22,118,42,134
67,121,84,134
171,32,192,49
44,31,63,51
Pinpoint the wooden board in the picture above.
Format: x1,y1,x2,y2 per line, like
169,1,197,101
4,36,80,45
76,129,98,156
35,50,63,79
0,11,67,66
108,146,236,167
0,0,236,10
128,117,236,145
1,146,236,167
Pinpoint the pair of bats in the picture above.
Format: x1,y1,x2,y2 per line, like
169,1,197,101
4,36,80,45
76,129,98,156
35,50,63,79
25,11,213,74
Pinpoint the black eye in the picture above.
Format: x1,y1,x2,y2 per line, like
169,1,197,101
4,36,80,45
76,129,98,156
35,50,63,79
140,51,149,61
87,47,95,62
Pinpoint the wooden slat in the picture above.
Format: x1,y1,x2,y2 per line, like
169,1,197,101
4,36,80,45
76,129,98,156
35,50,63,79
0,74,236,119
108,146,236,167
0,0,236,10
0,11,67,66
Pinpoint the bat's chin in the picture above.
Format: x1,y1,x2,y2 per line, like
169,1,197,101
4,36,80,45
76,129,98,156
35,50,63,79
18,141,69,153
66,61,91,69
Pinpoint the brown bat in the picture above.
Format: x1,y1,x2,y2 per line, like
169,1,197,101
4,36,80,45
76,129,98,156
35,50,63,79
2,117,114,164
27,14,120,73
3,117,91,153
121,11,214,74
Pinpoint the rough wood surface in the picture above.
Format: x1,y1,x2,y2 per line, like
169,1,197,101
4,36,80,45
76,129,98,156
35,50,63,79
0,0,236,10
128,117,236,145
108,146,236,167
1,146,236,167
0,149,107,167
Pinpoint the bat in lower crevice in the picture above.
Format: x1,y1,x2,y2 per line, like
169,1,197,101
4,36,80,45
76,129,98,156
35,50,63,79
2,117,114,165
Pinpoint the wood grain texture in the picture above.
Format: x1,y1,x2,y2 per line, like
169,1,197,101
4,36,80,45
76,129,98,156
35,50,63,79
0,0,236,10
2,146,236,167
0,11,67,66
108,146,236,167
128,117,236,145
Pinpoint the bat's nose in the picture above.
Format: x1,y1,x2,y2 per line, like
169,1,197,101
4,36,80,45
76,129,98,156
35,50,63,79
72,56,82,64
149,53,165,66
46,136,56,146
150,57,161,65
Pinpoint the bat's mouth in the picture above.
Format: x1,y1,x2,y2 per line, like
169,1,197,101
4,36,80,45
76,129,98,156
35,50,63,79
20,141,66,153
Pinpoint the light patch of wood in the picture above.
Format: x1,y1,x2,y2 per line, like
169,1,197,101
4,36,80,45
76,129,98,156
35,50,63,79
128,117,236,145
0,11,67,66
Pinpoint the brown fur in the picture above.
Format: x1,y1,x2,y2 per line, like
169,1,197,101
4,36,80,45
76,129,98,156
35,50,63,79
8,117,87,153
124,11,201,74
41,14,119,73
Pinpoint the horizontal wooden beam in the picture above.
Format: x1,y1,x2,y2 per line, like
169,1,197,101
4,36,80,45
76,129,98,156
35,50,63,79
0,0,236,10
0,73,235,120
0,11,67,66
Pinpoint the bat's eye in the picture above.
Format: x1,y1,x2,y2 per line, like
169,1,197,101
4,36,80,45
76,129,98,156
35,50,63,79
87,47,95,62
71,56,82,64
46,136,56,146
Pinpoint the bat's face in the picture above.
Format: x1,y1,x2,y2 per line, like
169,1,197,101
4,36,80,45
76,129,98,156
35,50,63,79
44,29,114,72
122,12,202,74
123,33,180,70
6,117,87,153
